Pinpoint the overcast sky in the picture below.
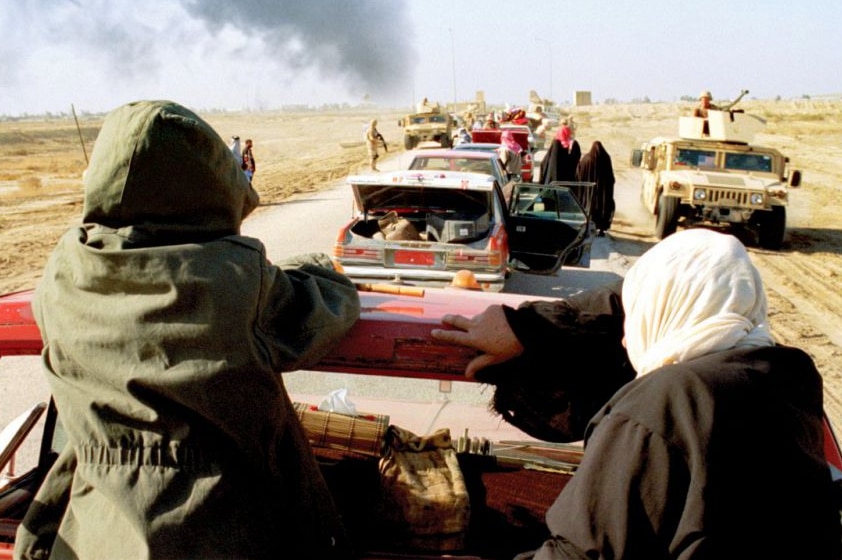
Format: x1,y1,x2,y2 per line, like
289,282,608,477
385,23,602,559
2,0,840,116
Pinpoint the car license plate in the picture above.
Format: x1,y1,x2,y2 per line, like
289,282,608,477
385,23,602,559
393,250,435,266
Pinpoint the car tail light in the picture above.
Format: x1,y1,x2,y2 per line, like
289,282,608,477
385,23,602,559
449,251,497,267
485,230,506,266
491,225,508,259
447,229,506,268
333,245,381,261
333,226,382,261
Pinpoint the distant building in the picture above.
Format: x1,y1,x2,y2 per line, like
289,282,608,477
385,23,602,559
574,91,592,106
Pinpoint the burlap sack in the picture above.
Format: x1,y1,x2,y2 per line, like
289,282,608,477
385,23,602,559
378,426,470,551
377,211,421,241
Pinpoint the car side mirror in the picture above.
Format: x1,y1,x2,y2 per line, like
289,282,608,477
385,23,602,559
788,169,801,188
630,149,643,168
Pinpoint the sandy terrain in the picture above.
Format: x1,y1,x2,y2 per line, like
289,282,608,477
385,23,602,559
2,99,841,430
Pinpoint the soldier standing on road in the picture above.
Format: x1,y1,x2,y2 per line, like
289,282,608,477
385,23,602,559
366,119,387,171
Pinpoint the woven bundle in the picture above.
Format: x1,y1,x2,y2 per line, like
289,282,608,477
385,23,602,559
293,402,389,457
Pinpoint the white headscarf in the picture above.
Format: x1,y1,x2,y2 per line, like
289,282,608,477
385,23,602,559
228,136,243,167
622,229,774,376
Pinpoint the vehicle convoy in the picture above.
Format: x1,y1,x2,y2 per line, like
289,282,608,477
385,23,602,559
2,286,842,559
630,96,801,249
398,99,455,150
332,169,593,291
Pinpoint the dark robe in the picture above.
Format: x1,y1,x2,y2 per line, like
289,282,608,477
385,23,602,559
503,286,841,560
561,139,581,182
531,346,840,559
575,141,616,232
540,139,580,184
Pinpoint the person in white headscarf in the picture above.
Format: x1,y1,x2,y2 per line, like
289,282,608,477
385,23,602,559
621,228,774,375
432,229,840,559
228,135,243,168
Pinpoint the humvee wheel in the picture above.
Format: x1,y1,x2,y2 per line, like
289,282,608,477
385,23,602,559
757,206,786,250
654,194,679,239
404,135,417,150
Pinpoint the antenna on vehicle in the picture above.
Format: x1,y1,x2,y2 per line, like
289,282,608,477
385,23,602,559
71,104,89,166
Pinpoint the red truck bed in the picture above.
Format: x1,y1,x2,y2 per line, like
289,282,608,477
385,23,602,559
2,286,841,558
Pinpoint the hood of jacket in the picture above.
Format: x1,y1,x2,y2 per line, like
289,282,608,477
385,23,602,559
82,100,259,245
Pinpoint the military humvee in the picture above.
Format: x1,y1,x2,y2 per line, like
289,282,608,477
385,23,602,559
399,100,455,150
630,100,801,250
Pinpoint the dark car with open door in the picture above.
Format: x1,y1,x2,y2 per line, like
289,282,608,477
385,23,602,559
506,181,595,274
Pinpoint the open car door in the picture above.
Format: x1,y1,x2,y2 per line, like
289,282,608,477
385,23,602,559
0,403,46,490
506,182,594,274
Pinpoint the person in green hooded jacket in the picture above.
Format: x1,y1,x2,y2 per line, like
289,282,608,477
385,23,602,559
15,100,361,559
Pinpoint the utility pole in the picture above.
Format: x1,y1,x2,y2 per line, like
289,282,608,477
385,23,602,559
71,104,88,165
449,28,457,107
535,38,553,101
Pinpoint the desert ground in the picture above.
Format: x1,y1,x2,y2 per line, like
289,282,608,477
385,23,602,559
2,99,841,431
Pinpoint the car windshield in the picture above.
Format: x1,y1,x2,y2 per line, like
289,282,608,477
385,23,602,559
674,148,716,168
510,184,588,225
356,184,491,215
724,152,773,172
410,156,496,175
455,144,498,152
410,114,447,125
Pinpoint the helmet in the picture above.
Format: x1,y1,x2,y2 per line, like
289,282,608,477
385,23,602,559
699,90,713,100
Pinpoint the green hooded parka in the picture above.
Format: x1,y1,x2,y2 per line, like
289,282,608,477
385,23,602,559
15,100,361,559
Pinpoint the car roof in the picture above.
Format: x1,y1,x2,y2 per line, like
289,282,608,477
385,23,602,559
346,169,498,192
410,148,497,160
453,143,500,150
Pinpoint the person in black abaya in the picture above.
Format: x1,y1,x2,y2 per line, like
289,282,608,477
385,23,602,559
576,141,616,236
540,124,580,184
539,138,563,184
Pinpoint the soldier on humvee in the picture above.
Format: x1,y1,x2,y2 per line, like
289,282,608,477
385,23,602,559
693,90,719,119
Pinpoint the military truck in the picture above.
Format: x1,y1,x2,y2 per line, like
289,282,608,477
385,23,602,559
399,99,455,150
631,100,801,250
